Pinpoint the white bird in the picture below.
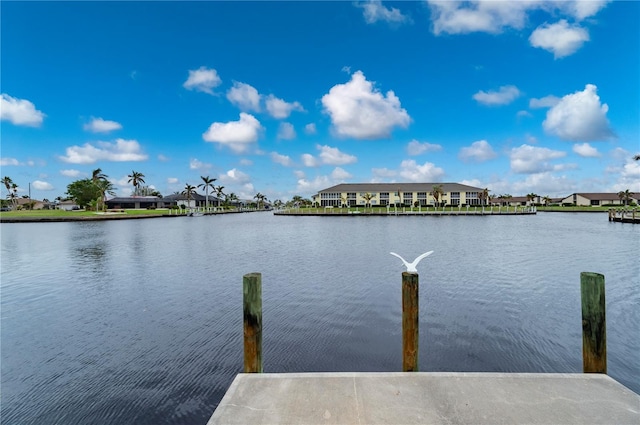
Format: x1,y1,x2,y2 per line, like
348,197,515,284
390,251,434,273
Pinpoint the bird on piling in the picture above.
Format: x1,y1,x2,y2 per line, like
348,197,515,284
390,251,434,273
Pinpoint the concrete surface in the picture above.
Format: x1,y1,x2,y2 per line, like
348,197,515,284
208,372,640,425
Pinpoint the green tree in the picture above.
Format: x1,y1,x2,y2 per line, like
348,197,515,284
214,185,225,207
2,177,17,209
542,196,552,206
254,192,266,209
618,189,634,206
526,192,538,205
198,176,217,210
127,171,145,196
66,179,102,208
183,183,196,208
95,179,116,211
362,193,374,210
431,184,443,207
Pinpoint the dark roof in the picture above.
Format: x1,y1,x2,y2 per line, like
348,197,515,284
570,193,640,201
163,193,219,201
318,182,485,194
106,196,163,203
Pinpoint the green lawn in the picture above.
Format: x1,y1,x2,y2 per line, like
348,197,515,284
0,208,170,218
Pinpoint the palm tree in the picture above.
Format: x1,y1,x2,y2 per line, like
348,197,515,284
10,183,19,209
183,183,196,209
340,194,348,208
92,168,107,183
542,196,552,207
480,188,490,206
362,193,374,210
95,179,116,211
225,192,239,208
254,192,265,209
215,185,225,207
198,176,217,210
526,192,538,206
2,177,15,209
127,171,146,196
618,189,634,206
431,184,443,207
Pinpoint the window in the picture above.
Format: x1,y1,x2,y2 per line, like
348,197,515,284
591,200,600,206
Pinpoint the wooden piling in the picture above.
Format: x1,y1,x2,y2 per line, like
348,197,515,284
402,272,419,372
580,272,606,374
243,272,263,373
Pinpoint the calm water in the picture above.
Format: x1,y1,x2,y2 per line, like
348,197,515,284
1,212,639,424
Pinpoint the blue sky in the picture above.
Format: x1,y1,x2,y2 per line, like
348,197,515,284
2,1,639,202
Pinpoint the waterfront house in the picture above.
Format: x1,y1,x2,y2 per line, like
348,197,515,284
105,196,169,209
314,183,488,207
560,193,640,206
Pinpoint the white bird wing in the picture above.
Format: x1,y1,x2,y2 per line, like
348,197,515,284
389,252,410,268
391,250,434,272
409,251,434,268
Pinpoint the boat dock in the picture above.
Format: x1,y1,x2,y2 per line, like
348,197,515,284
208,272,639,424
608,208,639,223
208,372,640,425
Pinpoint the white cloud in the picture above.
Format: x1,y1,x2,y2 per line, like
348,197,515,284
265,95,304,119
294,170,306,179
321,70,410,139
32,180,54,191
183,66,222,94
301,153,319,167
220,168,251,185
59,139,148,164
226,82,261,112
318,145,357,165
190,158,212,171
271,152,293,167
83,117,122,133
296,175,332,194
459,178,484,188
473,85,521,106
399,159,445,182
0,94,45,127
407,139,442,156
331,167,352,180
304,123,317,135
459,140,497,162
427,1,609,35
529,95,560,109
517,110,533,118
529,20,589,58
60,169,82,177
239,158,253,166
510,172,577,197
543,84,614,142
572,143,600,158
510,144,566,174
167,177,179,184
372,167,397,178
1,157,20,166
277,122,296,140
566,0,611,21
202,112,263,153
157,154,170,162
357,0,412,25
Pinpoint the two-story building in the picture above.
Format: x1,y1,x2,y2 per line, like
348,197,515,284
313,183,488,207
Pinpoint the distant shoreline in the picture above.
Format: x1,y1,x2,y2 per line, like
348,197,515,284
0,209,259,223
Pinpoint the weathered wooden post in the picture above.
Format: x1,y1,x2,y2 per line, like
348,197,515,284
402,272,419,372
580,272,606,373
243,272,262,373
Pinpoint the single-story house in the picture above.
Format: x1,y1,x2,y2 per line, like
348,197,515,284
162,193,220,209
560,193,640,206
105,196,170,209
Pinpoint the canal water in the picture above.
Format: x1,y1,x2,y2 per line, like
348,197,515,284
1,212,638,424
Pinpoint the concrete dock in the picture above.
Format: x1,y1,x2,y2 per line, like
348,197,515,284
208,372,640,425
